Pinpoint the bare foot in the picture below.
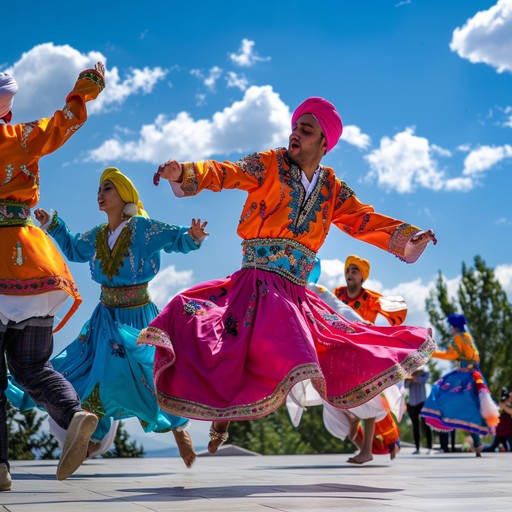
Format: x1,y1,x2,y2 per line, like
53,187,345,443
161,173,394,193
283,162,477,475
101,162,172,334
349,420,364,450
173,429,196,468
389,444,400,460
347,452,373,465
208,421,230,454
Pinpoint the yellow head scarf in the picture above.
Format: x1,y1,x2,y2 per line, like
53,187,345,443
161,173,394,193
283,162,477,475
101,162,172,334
99,167,148,218
344,255,370,282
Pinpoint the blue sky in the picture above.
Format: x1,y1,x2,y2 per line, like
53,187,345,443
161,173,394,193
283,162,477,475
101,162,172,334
4,0,512,450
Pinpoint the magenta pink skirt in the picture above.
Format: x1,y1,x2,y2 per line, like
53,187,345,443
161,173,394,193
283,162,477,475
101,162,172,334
138,268,434,420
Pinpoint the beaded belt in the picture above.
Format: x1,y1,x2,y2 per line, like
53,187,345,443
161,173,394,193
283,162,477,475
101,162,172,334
0,200,34,227
457,363,477,372
100,283,151,308
241,238,316,286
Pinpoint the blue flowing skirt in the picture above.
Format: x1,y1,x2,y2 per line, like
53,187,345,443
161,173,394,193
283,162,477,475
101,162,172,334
7,301,188,441
420,368,489,436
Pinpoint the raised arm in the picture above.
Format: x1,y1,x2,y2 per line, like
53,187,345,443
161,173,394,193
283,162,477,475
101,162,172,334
44,211,96,263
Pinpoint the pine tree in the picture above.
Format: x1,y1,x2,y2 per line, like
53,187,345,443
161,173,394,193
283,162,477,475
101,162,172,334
6,401,59,460
425,255,512,396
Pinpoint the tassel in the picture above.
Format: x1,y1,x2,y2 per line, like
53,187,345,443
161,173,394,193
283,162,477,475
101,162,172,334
472,370,500,429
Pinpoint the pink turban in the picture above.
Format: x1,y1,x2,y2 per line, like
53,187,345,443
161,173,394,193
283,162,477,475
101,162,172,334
291,97,343,153
0,73,18,121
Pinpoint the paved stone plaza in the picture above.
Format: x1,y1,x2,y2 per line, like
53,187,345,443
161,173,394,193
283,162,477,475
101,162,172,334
1,447,511,511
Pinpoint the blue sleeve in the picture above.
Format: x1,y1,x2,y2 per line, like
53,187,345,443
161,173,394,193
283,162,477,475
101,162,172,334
47,215,97,263
136,217,202,255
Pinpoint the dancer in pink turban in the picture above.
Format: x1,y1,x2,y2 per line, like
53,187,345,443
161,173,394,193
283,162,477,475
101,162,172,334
139,96,437,456
291,96,343,153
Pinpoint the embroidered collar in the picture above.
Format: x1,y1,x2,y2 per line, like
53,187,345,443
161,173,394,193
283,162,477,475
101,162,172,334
280,151,330,236
95,220,133,280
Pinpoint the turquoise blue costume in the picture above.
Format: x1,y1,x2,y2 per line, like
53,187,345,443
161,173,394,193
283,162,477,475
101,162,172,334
8,214,202,443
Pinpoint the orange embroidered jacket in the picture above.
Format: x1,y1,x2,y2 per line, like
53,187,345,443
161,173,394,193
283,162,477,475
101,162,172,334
0,68,105,330
434,332,480,367
332,286,407,326
178,150,424,260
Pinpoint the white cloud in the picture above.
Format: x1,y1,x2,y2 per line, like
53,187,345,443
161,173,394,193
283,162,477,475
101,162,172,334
317,258,345,290
363,128,512,193
90,65,167,114
229,39,270,67
364,127,449,193
503,105,512,127
6,43,104,120
450,0,512,73
148,264,194,309
88,85,291,163
226,71,249,91
191,66,223,91
195,93,207,106
495,263,512,295
5,42,166,120
431,144,452,157
341,125,372,150
462,144,512,176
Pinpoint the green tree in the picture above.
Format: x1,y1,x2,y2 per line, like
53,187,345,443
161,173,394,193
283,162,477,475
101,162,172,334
101,420,145,458
425,255,512,396
228,404,354,454
6,401,59,460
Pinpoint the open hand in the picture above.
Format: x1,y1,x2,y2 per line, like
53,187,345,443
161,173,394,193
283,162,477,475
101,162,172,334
188,218,208,240
95,61,105,77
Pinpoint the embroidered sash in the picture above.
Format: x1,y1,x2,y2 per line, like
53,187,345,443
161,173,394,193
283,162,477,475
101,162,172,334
100,283,151,309
0,200,34,227
241,238,316,286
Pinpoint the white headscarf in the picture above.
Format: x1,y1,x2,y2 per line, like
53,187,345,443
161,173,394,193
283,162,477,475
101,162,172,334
0,73,18,119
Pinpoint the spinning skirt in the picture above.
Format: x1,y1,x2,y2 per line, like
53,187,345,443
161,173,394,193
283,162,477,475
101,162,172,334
138,268,435,421
7,301,188,443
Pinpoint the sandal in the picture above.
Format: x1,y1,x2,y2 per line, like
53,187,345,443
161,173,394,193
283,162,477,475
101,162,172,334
208,423,229,454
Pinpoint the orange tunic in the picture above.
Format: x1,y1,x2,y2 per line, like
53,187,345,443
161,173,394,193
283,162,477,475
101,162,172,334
434,332,480,367
179,150,423,260
0,69,105,330
332,286,407,326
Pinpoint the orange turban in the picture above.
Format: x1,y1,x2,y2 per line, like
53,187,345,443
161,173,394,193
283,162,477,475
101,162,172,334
345,255,370,282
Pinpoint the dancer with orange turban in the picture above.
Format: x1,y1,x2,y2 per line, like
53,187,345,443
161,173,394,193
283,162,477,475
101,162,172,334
139,96,437,455
288,256,407,464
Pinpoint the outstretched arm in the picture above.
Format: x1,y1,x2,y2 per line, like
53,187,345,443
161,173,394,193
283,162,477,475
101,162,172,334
20,62,106,159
